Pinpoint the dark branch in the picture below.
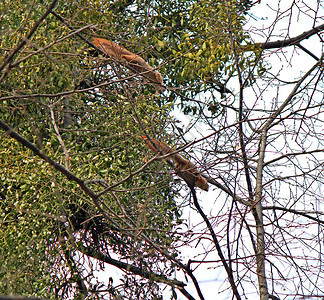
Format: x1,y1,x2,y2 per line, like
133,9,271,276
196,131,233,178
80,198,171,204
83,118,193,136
59,240,88,296
51,11,95,48
203,175,251,206
264,148,324,167
82,246,185,286
79,246,198,300
296,44,320,61
258,23,324,50
189,185,241,300
263,206,324,225
0,120,92,193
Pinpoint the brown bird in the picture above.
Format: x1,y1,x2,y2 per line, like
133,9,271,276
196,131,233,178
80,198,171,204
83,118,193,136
92,38,165,93
140,136,209,191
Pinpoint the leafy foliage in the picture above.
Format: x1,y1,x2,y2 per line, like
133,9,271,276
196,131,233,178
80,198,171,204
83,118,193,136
0,0,262,298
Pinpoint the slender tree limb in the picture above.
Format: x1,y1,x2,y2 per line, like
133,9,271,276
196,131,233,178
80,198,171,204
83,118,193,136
264,148,324,166
0,73,144,103
203,175,251,206
50,107,70,170
262,54,323,131
81,246,185,287
189,185,241,300
255,126,270,300
177,289,197,300
258,23,324,50
229,14,268,299
79,246,197,300
11,25,93,68
296,44,319,61
263,206,324,225
51,11,95,48
251,51,323,300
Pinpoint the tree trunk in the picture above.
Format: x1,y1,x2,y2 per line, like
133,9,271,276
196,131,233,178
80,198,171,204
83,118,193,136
255,129,269,300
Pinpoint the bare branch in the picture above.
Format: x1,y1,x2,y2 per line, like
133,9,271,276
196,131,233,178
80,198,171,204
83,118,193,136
258,23,324,50
188,185,241,300
263,206,324,225
262,54,323,131
296,44,320,61
264,149,324,166
79,246,198,300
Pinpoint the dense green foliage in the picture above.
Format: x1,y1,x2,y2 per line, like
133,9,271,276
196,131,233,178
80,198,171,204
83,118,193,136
0,0,258,298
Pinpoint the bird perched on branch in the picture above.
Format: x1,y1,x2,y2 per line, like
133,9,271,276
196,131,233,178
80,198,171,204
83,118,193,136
140,136,209,191
92,37,165,93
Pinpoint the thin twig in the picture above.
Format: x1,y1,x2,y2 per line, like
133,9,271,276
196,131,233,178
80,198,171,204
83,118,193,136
50,106,70,170
189,184,241,300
